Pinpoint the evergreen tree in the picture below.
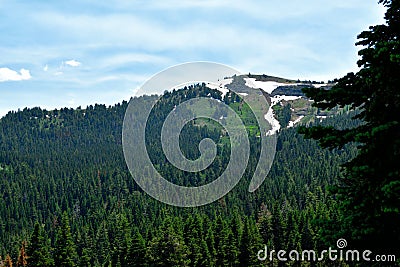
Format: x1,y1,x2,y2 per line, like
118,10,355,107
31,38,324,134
54,212,78,267
230,213,243,251
79,248,92,267
257,204,273,246
204,226,217,266
75,227,93,267
94,221,111,266
214,215,229,266
126,227,147,267
298,0,400,252
272,205,287,251
27,223,53,267
225,229,240,266
285,212,301,252
238,218,262,267
147,216,189,266
110,213,131,267
184,214,205,267
198,239,212,267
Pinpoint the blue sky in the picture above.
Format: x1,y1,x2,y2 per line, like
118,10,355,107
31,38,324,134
0,0,385,116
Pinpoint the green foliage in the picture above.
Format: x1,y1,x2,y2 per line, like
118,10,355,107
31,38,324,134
54,212,79,267
0,82,363,266
274,103,292,128
298,0,400,254
239,217,262,266
110,213,131,267
27,223,53,267
147,216,190,266
126,227,147,267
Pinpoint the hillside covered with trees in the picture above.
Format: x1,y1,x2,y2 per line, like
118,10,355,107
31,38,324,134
0,83,361,266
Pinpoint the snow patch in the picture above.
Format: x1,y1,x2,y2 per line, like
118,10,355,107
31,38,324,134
287,116,304,128
312,84,327,88
263,95,303,136
264,107,281,136
316,115,327,121
244,78,290,94
206,78,233,97
270,95,302,106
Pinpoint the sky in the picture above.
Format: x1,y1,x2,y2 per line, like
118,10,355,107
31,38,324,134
0,0,386,117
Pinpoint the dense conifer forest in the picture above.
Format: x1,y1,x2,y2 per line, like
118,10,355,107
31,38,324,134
0,83,362,266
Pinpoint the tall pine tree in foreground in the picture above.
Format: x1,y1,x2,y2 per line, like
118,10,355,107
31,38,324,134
298,0,400,252
126,227,147,267
54,212,78,267
147,216,190,266
28,223,53,267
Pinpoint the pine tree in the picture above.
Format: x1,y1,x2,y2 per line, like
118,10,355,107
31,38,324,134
239,218,262,267
54,212,78,267
147,216,189,266
79,248,92,267
94,221,111,266
75,226,93,267
126,227,147,267
27,223,54,267
213,215,229,266
110,213,131,267
298,0,400,252
184,214,204,267
257,204,273,246
204,226,217,266
199,239,213,267
225,229,240,266
272,205,287,250
285,212,301,252
230,213,243,251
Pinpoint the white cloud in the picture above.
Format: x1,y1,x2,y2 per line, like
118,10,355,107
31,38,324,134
115,0,384,23
43,64,49,71
99,53,170,68
0,67,32,82
28,1,384,80
65,59,81,67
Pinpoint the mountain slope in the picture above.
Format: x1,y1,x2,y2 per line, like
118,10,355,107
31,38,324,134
0,77,358,266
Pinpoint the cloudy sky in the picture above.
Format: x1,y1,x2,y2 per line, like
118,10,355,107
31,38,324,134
0,0,385,116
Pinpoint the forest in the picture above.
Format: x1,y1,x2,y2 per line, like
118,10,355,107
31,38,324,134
0,83,362,266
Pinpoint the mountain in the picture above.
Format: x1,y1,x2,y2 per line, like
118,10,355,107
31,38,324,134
0,75,358,266
213,74,338,131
